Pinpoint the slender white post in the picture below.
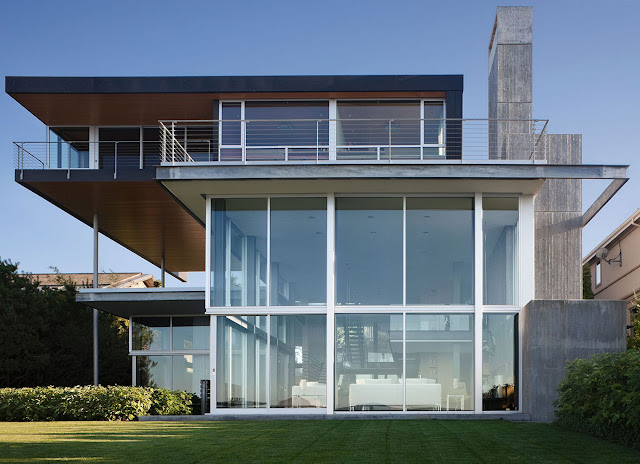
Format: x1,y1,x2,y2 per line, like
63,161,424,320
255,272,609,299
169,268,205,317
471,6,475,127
328,100,337,160
473,193,483,413
325,194,335,414
93,212,99,386
161,256,166,288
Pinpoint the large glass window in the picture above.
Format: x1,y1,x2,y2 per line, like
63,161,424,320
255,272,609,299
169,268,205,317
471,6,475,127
336,198,403,305
172,355,210,397
335,314,403,411
483,198,519,305
270,198,327,306
135,355,209,398
48,127,90,169
217,316,268,408
136,355,171,390
406,314,474,411
210,199,268,307
406,198,473,305
482,314,518,411
132,317,170,351
172,316,210,350
270,315,327,408
98,127,141,170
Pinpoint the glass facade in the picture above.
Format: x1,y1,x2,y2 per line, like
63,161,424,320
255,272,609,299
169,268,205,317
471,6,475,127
202,194,526,414
210,198,268,307
406,198,474,305
483,198,519,305
217,315,327,409
132,317,170,351
335,198,403,306
482,314,518,411
270,315,327,408
335,314,403,410
270,198,327,306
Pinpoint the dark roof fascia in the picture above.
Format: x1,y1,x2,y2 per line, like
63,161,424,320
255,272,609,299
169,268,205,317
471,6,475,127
6,75,463,95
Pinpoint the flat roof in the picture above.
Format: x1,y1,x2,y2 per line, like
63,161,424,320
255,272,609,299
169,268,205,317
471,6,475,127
5,75,463,94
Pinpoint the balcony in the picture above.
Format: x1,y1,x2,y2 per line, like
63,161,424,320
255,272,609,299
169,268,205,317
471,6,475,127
14,118,549,177
159,118,549,165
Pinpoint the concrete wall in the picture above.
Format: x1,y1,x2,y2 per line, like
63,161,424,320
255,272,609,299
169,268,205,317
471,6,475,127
488,7,532,160
534,135,582,299
521,299,627,422
488,7,583,299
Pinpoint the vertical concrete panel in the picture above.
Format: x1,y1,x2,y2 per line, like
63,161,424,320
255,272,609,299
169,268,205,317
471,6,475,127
488,7,533,160
534,134,582,300
521,300,627,422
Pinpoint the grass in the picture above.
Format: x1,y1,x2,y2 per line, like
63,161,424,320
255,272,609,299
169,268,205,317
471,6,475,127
0,420,638,463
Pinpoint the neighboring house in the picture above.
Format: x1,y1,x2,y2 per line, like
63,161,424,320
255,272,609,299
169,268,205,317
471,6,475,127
23,272,156,290
6,7,629,422
583,209,640,327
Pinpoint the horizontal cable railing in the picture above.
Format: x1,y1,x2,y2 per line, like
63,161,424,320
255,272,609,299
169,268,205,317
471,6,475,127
158,118,549,164
14,119,549,176
13,141,166,178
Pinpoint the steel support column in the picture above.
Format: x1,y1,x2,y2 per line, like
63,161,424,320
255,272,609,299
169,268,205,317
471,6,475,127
93,213,99,386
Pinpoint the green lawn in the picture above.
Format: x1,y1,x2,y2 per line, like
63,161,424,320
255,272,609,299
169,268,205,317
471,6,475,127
0,420,637,463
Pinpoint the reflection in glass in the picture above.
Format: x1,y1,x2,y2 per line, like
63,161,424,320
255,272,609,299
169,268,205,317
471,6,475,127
336,198,403,305
217,316,268,408
270,198,326,306
335,314,403,411
270,315,327,408
172,355,209,397
136,355,171,390
483,198,519,305
221,102,241,145
406,198,473,305
132,317,170,351
423,102,445,145
210,199,267,307
48,127,90,169
336,101,420,147
172,316,210,350
245,101,329,147
406,314,474,411
482,314,518,411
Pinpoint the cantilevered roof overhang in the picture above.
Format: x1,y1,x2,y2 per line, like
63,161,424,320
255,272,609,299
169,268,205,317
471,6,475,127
16,169,205,275
76,288,205,318
155,163,629,224
5,75,463,126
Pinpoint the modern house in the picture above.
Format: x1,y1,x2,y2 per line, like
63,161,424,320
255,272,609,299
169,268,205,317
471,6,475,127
7,7,629,422
23,272,157,290
583,209,640,327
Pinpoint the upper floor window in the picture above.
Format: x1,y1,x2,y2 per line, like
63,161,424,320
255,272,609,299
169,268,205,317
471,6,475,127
483,198,519,305
595,260,602,287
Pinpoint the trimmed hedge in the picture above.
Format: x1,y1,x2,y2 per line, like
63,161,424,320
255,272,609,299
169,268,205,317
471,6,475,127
0,386,196,421
554,350,640,449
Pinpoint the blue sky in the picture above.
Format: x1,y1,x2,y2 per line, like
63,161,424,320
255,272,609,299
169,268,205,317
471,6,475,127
0,0,638,287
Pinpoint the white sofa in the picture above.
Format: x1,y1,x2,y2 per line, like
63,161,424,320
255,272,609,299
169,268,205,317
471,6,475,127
348,378,442,410
291,382,327,407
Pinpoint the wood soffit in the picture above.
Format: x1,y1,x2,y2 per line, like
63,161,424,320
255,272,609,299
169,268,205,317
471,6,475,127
10,92,447,126
24,180,205,272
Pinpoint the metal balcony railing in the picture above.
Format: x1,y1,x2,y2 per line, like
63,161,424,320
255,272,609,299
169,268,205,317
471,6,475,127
159,118,549,164
13,118,549,178
13,141,164,178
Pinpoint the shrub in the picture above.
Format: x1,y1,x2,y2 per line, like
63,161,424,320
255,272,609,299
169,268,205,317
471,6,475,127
0,386,194,421
554,350,640,449
149,389,196,416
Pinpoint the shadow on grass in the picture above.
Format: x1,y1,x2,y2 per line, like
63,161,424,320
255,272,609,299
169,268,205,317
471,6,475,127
0,420,638,464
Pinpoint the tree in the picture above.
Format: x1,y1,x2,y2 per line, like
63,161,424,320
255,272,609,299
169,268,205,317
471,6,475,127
0,258,130,387
628,293,640,350
582,264,594,299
